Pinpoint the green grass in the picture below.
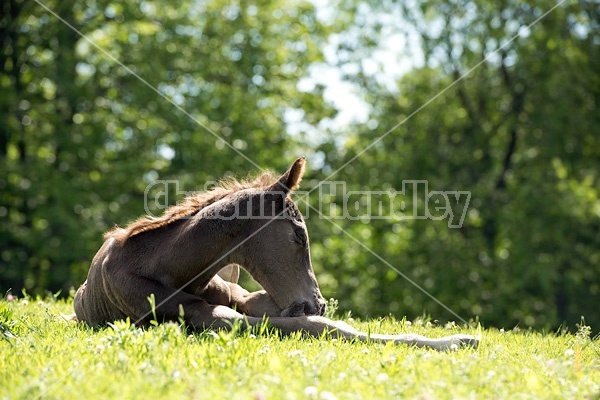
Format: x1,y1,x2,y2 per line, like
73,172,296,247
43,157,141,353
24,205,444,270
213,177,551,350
1,297,599,400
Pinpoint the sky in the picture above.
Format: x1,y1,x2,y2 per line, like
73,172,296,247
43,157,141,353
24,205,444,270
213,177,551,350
294,0,425,132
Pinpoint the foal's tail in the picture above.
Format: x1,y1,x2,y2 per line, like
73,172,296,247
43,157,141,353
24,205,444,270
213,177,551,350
61,313,79,323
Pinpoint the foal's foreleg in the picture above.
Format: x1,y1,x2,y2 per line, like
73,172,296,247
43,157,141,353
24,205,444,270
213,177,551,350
196,276,282,317
169,299,479,351
315,317,478,350
127,276,477,350
252,316,479,351
225,282,282,317
357,332,480,350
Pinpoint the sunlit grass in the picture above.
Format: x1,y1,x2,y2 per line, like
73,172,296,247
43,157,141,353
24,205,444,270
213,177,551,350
1,297,599,399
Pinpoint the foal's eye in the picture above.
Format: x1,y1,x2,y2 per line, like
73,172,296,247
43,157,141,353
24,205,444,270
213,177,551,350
294,228,307,246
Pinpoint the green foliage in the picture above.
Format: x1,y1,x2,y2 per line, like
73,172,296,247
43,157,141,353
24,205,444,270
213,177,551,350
1,0,599,334
308,0,600,331
1,298,599,399
0,302,18,342
0,0,333,293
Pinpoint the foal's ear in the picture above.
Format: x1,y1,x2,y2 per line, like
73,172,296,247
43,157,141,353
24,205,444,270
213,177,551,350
269,156,306,195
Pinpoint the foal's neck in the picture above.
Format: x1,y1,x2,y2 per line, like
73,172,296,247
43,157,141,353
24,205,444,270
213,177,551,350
180,206,249,275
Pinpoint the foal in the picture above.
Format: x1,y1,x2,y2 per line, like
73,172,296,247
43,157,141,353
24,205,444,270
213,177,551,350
74,157,478,350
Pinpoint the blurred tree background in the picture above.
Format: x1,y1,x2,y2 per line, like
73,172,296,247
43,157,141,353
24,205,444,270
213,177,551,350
1,0,599,331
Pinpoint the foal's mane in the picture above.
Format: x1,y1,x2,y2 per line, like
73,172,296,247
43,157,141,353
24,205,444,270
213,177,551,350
105,172,278,243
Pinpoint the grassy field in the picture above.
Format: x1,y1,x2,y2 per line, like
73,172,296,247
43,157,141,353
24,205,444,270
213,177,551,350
1,296,598,400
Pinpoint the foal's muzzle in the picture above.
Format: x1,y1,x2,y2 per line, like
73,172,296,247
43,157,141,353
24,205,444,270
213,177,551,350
281,298,327,317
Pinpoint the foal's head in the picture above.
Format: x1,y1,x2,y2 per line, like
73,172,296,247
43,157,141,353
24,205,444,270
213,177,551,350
238,157,326,317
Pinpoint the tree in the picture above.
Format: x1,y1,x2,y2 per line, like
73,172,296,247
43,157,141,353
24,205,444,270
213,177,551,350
0,0,333,295
309,0,600,330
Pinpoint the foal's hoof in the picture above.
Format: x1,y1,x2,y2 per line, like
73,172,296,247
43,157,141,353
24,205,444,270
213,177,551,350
446,334,480,350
